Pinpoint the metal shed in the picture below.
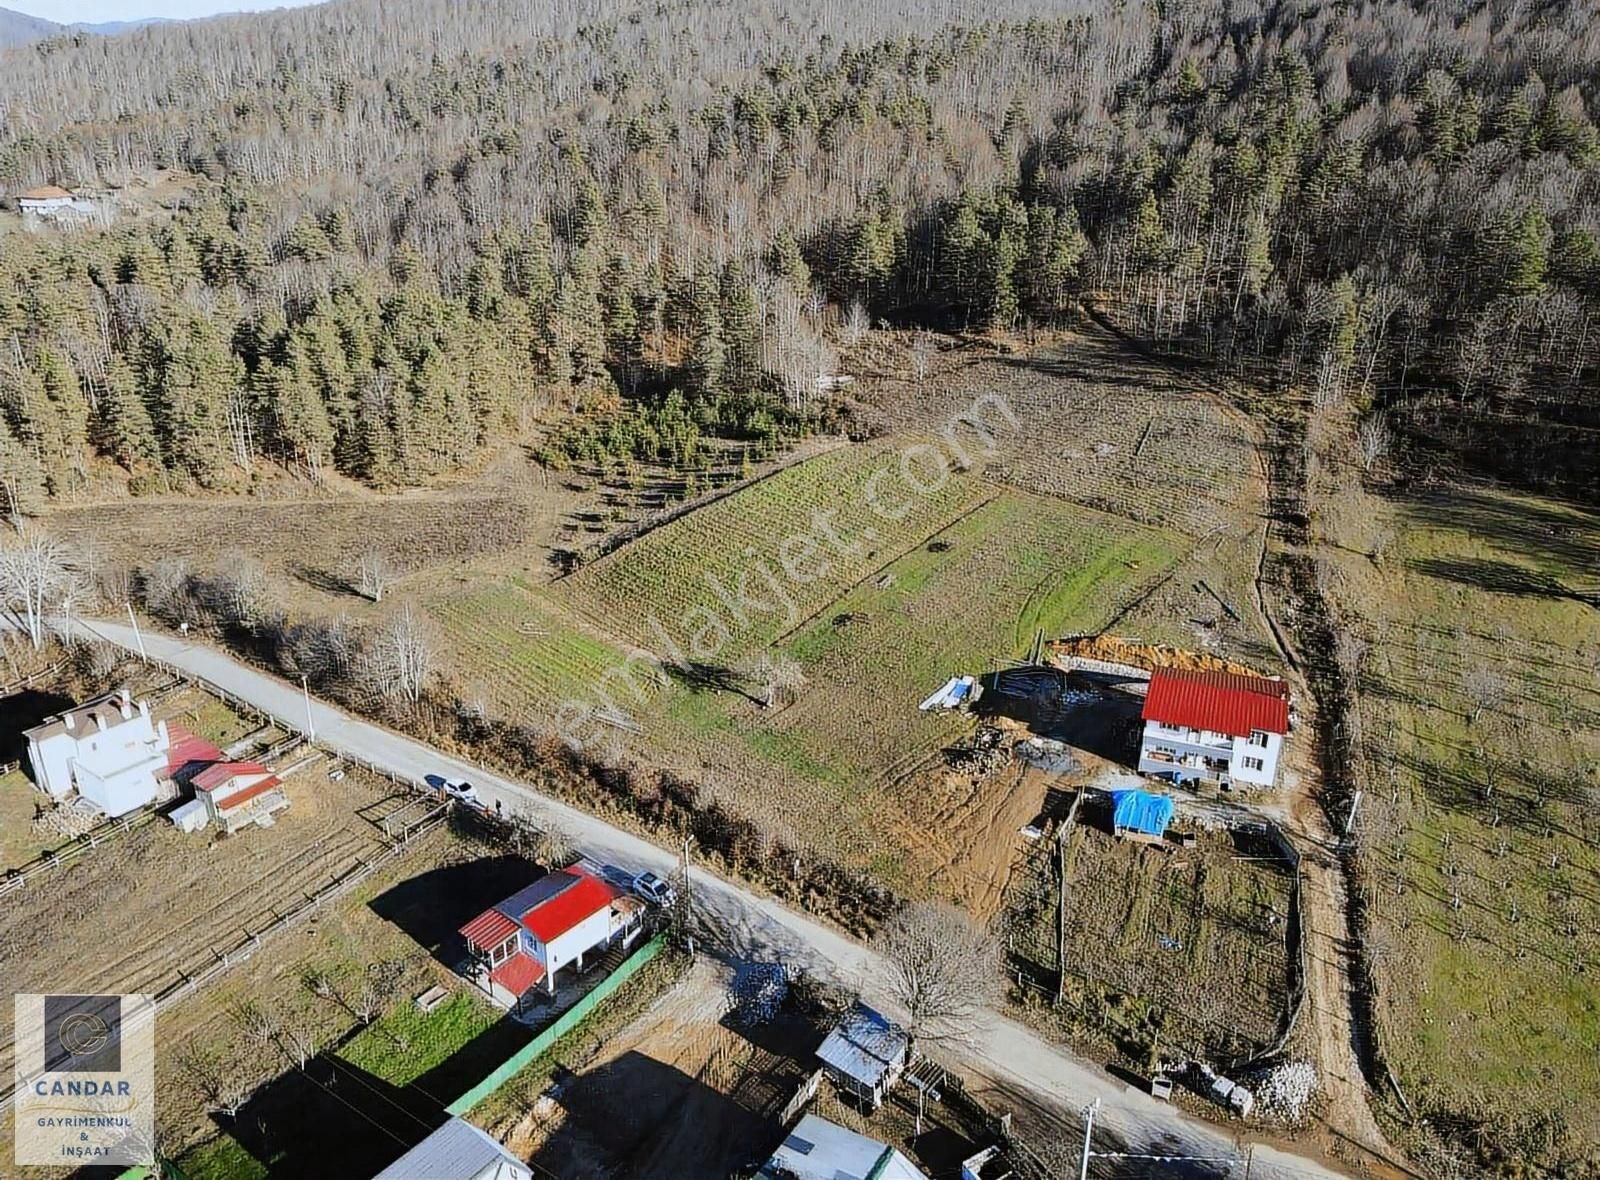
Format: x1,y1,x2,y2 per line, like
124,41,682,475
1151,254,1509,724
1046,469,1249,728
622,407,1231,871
815,1003,910,1109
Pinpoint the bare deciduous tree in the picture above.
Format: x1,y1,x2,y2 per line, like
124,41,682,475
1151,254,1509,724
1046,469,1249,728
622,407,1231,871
1357,413,1392,473
364,602,435,705
739,650,806,708
877,902,1000,1052
354,550,396,602
910,330,935,382
1463,667,1506,725
0,528,70,649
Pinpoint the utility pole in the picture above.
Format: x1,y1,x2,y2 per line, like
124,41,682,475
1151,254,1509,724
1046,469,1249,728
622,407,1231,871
680,834,695,956
125,602,147,664
301,675,316,741
1079,1097,1099,1180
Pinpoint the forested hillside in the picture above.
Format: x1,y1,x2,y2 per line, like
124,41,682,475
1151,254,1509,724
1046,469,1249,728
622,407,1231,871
1,0,1597,506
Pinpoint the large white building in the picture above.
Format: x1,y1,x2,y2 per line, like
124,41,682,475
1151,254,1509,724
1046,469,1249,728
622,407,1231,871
24,690,175,817
1137,667,1290,790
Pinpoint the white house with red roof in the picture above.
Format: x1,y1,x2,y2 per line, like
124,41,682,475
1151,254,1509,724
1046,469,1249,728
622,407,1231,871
459,866,645,1010
1137,667,1291,789
192,761,289,833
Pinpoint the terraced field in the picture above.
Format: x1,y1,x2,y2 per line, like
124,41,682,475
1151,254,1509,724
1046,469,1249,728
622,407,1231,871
429,576,639,711
566,441,990,656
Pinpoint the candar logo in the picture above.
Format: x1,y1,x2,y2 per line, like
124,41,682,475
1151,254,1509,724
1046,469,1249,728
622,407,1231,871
15,992,155,1167
44,995,123,1074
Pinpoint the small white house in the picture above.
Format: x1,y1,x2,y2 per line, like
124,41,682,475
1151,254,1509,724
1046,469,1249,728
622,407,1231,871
1137,667,1290,790
459,866,644,1009
16,185,97,220
191,760,289,833
24,690,174,817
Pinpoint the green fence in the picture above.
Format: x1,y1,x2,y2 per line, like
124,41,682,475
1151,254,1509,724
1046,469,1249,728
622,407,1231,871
446,934,667,1116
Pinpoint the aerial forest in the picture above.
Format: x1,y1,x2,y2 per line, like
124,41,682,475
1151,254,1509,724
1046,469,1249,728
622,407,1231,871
0,0,1597,511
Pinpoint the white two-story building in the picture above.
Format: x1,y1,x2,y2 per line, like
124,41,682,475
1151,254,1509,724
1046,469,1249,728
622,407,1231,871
24,689,175,817
1137,667,1290,790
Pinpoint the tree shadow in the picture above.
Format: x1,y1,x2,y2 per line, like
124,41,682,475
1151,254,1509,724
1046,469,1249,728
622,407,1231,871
1409,556,1599,608
367,854,541,967
219,1052,448,1179
288,562,360,599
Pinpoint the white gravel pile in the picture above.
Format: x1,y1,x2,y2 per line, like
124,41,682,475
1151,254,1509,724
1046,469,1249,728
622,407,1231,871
1249,1060,1318,1122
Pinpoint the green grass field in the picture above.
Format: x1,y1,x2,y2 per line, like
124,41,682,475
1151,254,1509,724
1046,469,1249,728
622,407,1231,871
1335,484,1600,1154
767,490,1179,780
421,442,1186,882
337,991,502,1087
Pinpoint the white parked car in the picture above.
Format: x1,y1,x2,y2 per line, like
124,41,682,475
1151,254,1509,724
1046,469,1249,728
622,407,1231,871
631,870,677,908
426,774,483,809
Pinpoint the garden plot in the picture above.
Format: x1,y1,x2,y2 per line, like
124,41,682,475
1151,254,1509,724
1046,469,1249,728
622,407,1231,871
0,764,394,1148
1325,483,1600,1149
1006,822,1294,1068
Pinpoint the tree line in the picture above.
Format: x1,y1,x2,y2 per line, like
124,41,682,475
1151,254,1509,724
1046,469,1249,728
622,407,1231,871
3,1,1598,509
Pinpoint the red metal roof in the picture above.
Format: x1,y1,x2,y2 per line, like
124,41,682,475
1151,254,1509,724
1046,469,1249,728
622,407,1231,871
460,908,519,949
193,761,268,791
165,725,224,778
489,952,546,996
1142,667,1290,738
210,775,281,812
519,869,620,945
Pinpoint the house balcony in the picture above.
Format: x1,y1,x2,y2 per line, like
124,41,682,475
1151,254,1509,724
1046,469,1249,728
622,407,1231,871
1138,748,1232,787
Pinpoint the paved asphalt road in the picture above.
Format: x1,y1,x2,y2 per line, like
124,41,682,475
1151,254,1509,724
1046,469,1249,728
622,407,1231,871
65,617,1352,1178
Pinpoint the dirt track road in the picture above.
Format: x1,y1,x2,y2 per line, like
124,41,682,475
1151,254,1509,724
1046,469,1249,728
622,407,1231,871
65,616,1355,1179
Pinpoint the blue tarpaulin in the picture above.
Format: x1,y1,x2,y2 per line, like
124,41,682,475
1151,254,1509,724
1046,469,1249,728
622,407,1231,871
1110,789,1175,836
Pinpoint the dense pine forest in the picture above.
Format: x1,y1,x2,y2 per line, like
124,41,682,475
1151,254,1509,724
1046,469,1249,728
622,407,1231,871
0,0,1597,505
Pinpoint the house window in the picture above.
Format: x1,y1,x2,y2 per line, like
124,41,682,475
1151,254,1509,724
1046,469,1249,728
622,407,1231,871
1249,731,1270,747
1241,756,1265,772
491,937,514,965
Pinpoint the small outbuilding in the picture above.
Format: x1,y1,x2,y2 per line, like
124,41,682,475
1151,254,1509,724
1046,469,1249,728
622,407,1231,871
815,1002,910,1110
1109,788,1176,842
759,1113,928,1180
371,1116,531,1180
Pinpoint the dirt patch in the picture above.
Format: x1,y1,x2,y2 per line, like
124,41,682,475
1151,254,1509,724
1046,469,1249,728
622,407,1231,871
512,956,816,1180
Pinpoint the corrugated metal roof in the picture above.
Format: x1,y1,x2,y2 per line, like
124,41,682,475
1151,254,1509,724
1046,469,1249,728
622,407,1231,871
460,908,519,949
760,1114,928,1180
816,1004,908,1090
1141,667,1289,738
372,1116,529,1180
193,761,267,791
165,725,224,779
519,869,620,944
489,952,545,996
